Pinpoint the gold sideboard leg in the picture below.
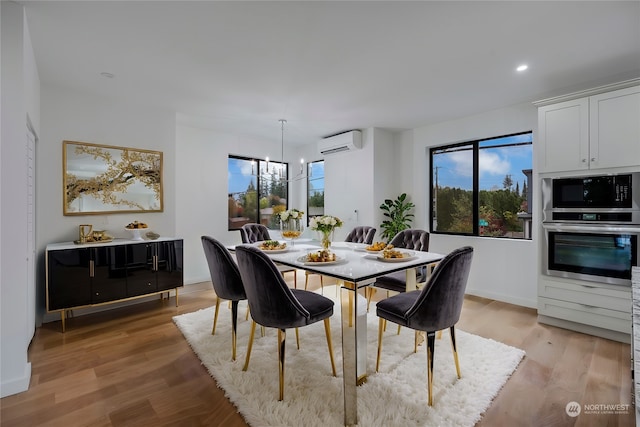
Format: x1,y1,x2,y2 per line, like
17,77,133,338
175,288,179,307
61,310,66,333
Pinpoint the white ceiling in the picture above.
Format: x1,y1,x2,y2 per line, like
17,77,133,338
21,1,640,145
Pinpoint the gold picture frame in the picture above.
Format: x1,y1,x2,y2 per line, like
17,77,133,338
63,140,163,215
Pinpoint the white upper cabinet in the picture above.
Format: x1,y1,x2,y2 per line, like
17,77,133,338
589,86,640,170
538,98,589,172
537,83,640,173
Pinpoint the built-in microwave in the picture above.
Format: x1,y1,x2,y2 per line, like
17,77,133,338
542,172,640,224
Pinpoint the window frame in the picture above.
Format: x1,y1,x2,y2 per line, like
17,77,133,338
306,159,325,226
227,154,289,231
429,131,532,239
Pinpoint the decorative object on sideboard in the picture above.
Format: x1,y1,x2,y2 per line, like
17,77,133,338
125,220,148,241
63,140,163,215
74,224,113,244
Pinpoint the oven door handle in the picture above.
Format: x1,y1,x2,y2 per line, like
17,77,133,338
542,222,640,234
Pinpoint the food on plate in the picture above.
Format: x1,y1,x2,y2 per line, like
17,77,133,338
306,250,336,263
381,247,406,259
259,240,287,250
366,241,388,251
125,221,148,229
281,230,302,239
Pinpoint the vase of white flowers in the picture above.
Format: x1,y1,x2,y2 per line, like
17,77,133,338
309,215,343,250
279,209,304,247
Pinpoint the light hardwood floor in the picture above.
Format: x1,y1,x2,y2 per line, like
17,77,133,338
1,276,635,427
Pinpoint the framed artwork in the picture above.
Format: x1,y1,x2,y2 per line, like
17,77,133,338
63,140,163,215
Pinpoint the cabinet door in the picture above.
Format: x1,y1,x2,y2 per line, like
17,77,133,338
126,243,157,296
589,85,640,170
47,249,92,310
156,240,184,291
91,246,128,303
538,98,589,173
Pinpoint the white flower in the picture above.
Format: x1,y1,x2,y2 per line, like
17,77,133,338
280,209,304,222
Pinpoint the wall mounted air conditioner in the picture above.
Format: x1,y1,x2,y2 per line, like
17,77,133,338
318,130,362,155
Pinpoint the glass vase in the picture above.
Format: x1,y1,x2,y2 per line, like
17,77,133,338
320,230,333,251
281,219,303,247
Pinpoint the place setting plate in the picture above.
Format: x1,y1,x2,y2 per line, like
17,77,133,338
296,255,346,266
254,241,289,254
375,250,416,262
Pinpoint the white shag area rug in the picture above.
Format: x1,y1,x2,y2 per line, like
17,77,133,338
173,286,525,427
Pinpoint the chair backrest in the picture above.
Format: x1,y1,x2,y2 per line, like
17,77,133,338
389,229,430,251
235,245,311,329
345,226,376,244
405,246,474,331
240,223,271,244
201,236,246,301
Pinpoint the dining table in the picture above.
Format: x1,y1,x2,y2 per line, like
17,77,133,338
243,240,444,426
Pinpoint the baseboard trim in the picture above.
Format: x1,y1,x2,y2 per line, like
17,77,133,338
465,288,537,309
1,362,31,398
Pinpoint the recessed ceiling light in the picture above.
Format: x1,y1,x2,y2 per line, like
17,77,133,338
516,64,528,72
100,72,115,78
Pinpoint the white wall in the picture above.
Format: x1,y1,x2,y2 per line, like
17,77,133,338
37,84,177,320
324,129,377,241
409,102,539,308
175,123,286,284
1,1,40,398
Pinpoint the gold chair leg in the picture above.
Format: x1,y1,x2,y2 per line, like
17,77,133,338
231,301,239,361
437,329,443,340
376,317,384,372
295,327,300,350
397,325,401,335
426,331,435,406
450,326,461,379
414,330,419,353
245,304,250,321
278,328,286,401
304,271,310,290
242,321,257,371
320,275,324,294
212,297,221,335
293,270,297,289
324,318,337,376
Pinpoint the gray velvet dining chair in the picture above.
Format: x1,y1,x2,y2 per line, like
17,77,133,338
304,225,377,293
375,246,474,406
234,245,337,401
240,223,298,288
201,236,247,361
367,228,433,310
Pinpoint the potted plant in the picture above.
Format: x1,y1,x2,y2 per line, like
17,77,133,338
379,193,415,242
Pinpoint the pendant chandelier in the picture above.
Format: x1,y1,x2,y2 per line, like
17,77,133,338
261,119,307,183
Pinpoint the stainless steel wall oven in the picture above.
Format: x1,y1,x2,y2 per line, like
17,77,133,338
542,173,640,286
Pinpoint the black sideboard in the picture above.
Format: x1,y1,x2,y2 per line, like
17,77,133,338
46,238,183,332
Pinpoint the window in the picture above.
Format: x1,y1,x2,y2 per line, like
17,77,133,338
430,132,532,239
307,160,325,224
228,156,288,230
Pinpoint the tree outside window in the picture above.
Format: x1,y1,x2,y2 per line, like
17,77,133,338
307,160,325,224
430,132,532,239
228,156,288,230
